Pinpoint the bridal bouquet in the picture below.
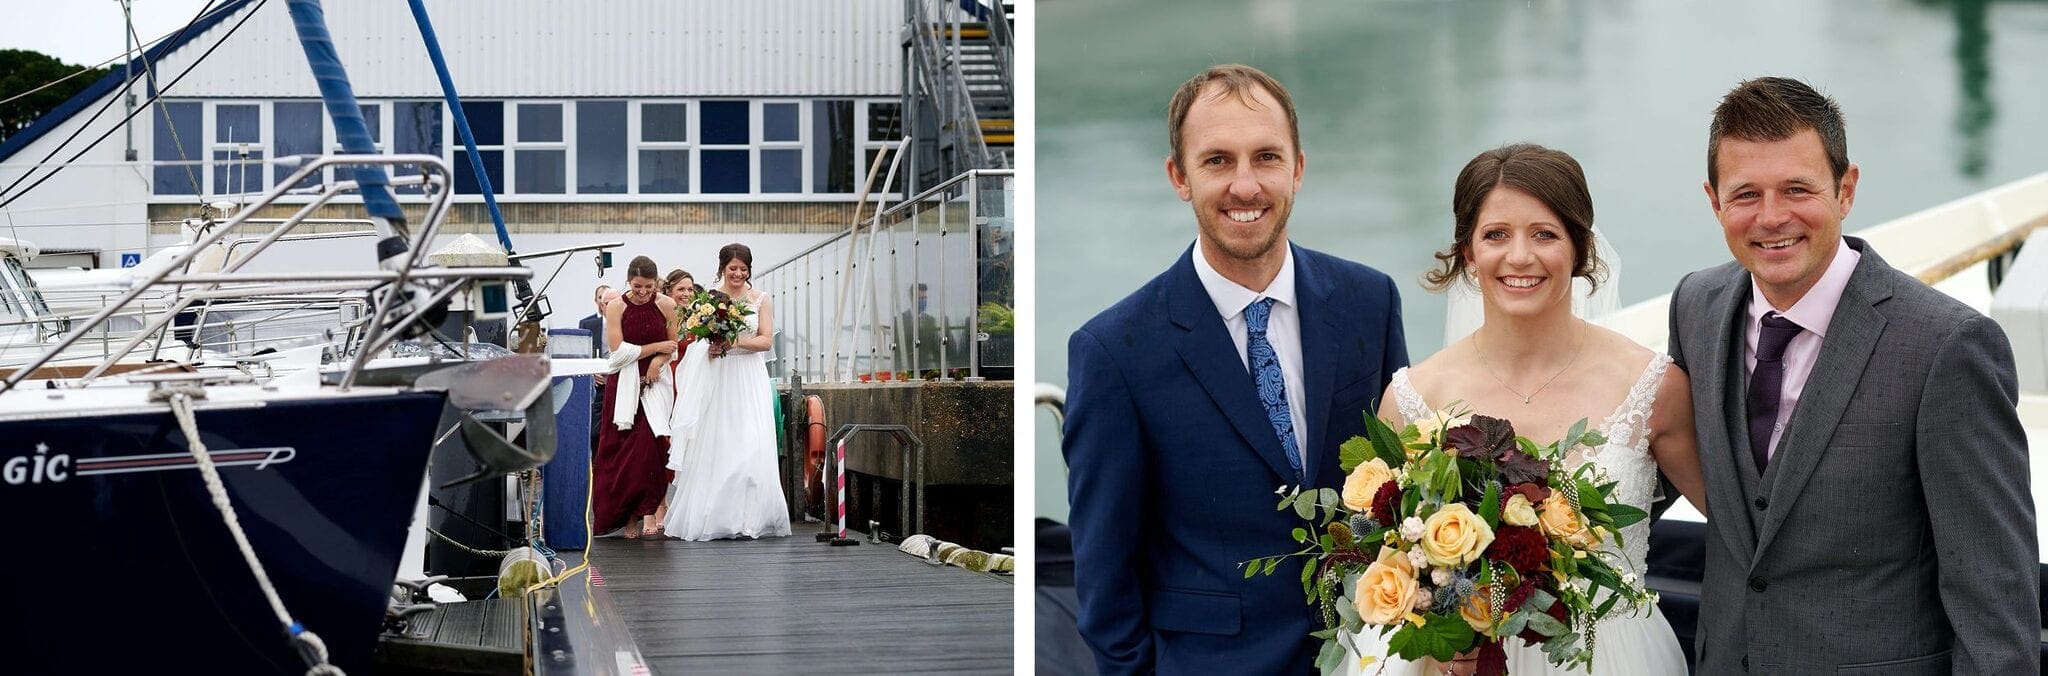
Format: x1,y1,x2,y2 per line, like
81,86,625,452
1247,407,1654,675
680,290,754,354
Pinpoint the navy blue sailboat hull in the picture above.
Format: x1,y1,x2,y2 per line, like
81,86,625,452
1,391,446,674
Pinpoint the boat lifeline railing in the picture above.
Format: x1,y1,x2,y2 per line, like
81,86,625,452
0,154,532,393
754,168,1013,383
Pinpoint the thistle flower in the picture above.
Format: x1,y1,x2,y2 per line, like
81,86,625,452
1347,514,1378,538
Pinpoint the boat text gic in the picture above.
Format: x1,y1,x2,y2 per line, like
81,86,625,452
4,443,297,485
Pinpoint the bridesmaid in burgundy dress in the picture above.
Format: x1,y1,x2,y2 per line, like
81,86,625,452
594,256,679,538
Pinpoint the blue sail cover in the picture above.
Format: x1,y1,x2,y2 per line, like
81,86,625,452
284,0,405,226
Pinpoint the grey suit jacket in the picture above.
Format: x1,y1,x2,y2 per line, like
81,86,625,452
1668,237,2037,674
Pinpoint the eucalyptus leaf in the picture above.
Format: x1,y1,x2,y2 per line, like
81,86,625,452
1320,534,1336,552
1310,627,1340,640
1243,561,1259,579
1499,608,1532,637
1542,633,1580,662
1579,429,1608,448
1525,609,1570,637
1316,638,1347,675
1525,588,1557,612
1302,559,1318,597
1296,492,1318,521
1279,489,1299,511
1336,591,1361,629
1565,418,1587,451
1293,527,1309,544
1265,557,1281,576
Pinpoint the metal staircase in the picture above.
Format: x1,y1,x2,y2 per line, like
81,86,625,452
903,0,1013,192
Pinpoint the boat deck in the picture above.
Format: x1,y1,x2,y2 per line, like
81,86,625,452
585,521,1013,674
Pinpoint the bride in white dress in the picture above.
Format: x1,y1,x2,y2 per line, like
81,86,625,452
662,243,792,541
1346,145,1705,675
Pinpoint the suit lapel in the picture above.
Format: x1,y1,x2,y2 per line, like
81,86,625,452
1295,246,1340,488
1754,249,1892,556
1166,250,1299,483
1697,270,1761,564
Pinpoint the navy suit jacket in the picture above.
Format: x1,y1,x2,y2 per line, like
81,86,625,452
1064,243,1408,675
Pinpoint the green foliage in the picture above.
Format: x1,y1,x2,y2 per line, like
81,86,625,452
1605,503,1648,529
1479,481,1501,529
1293,527,1309,544
977,302,1014,333
1365,412,1408,469
0,50,112,144
1388,613,1478,662
1339,436,1375,473
1315,638,1347,674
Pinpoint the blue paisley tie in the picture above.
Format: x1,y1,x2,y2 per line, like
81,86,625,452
1245,298,1302,481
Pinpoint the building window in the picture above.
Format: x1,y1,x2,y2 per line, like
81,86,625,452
394,101,443,194
153,102,202,195
813,100,855,194
327,102,385,189
455,101,505,195
699,100,748,193
273,101,322,189
576,100,627,194
638,102,690,193
212,103,265,196
863,101,905,190
512,102,565,194
760,101,803,194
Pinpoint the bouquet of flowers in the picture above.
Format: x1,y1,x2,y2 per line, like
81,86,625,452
680,290,754,354
1246,406,1654,675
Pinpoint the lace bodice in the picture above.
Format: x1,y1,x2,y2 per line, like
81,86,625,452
1389,355,1671,574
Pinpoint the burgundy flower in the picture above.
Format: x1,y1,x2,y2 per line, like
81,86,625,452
1506,482,1552,504
1484,525,1548,574
1475,639,1508,676
1370,481,1400,526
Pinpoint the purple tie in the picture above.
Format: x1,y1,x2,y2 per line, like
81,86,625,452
1747,312,1803,473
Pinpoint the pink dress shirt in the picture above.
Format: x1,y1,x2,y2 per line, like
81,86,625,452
1745,237,1860,459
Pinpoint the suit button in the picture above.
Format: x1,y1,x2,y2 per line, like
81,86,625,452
1753,496,1768,510
1749,576,1768,592
1741,655,1750,671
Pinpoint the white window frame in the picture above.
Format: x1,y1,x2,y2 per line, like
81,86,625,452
757,99,807,195
509,101,570,196
632,100,694,196
207,101,269,198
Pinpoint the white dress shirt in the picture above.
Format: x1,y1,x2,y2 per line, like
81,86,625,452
1192,241,1308,456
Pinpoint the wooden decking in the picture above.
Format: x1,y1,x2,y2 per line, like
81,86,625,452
587,522,1013,674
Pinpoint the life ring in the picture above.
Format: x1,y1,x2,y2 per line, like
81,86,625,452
805,395,826,507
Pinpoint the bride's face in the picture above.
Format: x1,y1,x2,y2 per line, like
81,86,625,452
1467,186,1578,317
721,259,751,286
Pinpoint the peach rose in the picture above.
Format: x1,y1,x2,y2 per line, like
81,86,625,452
1342,458,1397,511
1354,546,1421,626
1501,494,1539,527
1459,585,1496,634
1539,492,1602,550
1422,504,1495,567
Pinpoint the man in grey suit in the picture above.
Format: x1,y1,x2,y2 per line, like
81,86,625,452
1668,76,2036,673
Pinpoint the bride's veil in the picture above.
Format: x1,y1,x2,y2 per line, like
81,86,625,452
1440,225,1622,345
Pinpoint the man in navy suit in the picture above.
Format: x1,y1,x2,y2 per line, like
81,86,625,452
1064,64,1408,675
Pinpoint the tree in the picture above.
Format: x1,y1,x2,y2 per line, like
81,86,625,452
1,49,114,144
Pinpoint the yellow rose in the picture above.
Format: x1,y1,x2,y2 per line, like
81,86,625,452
1342,458,1396,511
1501,494,1539,527
1459,585,1496,635
1412,410,1473,448
1539,492,1602,549
1421,503,1495,567
1353,547,1420,626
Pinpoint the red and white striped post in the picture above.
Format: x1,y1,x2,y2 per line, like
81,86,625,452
836,438,848,537
827,438,858,546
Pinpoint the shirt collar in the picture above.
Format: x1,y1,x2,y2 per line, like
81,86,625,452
1748,236,1860,338
1192,239,1296,320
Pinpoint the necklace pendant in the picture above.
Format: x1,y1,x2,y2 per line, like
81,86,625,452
1522,395,1532,404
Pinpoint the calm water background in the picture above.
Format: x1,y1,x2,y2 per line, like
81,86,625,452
1035,0,2048,520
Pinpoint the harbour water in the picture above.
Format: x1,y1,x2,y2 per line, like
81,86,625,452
1035,0,2048,520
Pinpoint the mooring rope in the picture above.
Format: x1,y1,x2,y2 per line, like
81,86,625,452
158,385,344,676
